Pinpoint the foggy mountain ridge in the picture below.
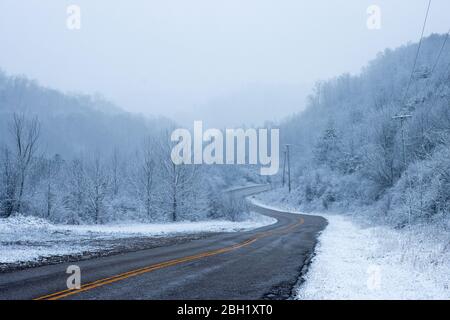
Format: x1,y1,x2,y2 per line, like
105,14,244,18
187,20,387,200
0,70,175,156
0,71,122,115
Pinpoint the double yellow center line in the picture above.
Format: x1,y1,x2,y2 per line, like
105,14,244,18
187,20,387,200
34,217,304,300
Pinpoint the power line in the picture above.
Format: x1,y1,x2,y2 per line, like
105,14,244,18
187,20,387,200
393,1,432,227
446,59,450,79
281,144,292,193
424,30,450,115
402,0,432,104
422,29,450,102
430,28,450,74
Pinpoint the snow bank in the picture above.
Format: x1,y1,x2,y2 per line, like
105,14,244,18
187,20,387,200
0,213,276,264
0,215,100,264
298,214,450,299
253,191,450,300
54,212,276,236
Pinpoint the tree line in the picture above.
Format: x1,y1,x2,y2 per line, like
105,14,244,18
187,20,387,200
0,113,250,224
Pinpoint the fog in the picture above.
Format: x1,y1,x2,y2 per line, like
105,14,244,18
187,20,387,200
1,0,449,127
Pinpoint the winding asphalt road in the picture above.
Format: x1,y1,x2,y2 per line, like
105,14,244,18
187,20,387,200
0,185,327,300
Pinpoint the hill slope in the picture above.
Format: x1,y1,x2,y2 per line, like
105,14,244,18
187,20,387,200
278,33,450,226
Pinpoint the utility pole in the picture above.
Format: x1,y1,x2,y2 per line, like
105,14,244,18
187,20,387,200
392,114,412,170
392,113,413,225
282,149,287,187
285,144,292,193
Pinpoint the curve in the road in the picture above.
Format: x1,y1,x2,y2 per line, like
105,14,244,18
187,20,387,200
35,216,305,300
0,185,327,300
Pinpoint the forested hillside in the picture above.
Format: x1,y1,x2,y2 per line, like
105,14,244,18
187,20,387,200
0,72,254,224
278,33,450,226
0,71,172,156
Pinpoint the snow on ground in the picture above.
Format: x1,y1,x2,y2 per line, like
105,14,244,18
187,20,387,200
252,191,450,300
0,212,276,264
298,214,450,299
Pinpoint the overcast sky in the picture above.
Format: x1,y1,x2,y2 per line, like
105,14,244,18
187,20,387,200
0,0,449,126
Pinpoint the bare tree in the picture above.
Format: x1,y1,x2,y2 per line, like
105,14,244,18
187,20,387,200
111,148,120,197
156,136,199,222
41,154,63,219
64,159,86,224
8,113,40,214
86,157,109,224
0,146,17,217
141,141,155,218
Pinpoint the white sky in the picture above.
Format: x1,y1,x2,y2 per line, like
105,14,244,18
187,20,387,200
0,0,449,126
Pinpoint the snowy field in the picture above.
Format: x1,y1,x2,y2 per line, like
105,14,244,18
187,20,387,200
251,194,450,300
0,213,276,265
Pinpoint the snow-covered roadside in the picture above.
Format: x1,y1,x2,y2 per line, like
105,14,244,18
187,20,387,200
0,212,276,264
252,192,450,300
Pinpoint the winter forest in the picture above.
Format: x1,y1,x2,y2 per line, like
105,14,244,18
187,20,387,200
278,34,450,227
0,74,262,225
1,33,449,231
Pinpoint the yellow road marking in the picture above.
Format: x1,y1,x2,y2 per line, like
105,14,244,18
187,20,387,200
34,217,304,300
